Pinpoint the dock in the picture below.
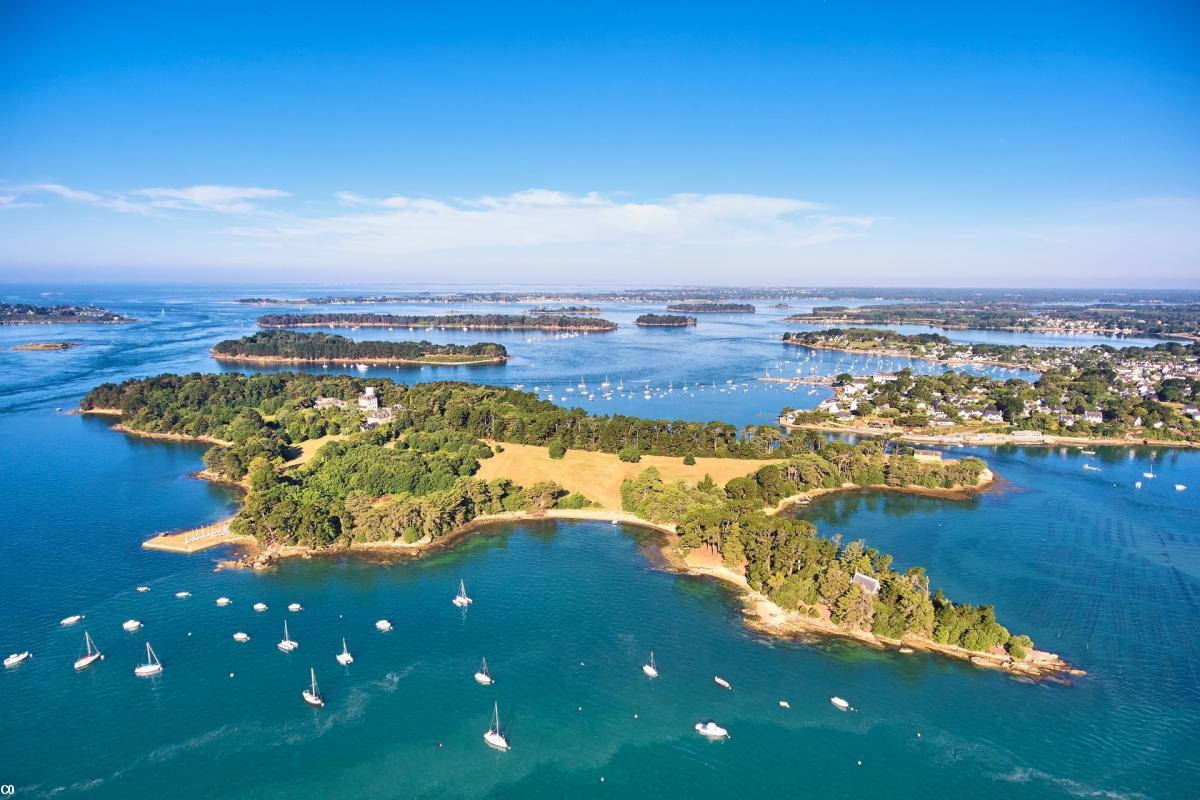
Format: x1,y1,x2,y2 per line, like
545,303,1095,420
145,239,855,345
142,518,245,553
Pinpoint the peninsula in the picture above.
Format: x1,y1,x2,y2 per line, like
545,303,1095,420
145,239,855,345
9,341,81,351
211,331,508,365
528,305,601,314
80,373,1074,678
666,302,755,313
1,302,133,325
635,313,697,327
257,312,617,332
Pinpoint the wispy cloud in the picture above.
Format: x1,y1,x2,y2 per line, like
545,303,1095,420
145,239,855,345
1,182,288,216
230,189,873,254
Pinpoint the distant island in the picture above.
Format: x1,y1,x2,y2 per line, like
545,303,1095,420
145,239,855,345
80,373,1075,679
257,312,617,332
785,301,1200,340
9,341,81,351
666,302,755,313
1,303,132,325
211,330,508,365
528,305,601,314
635,313,697,327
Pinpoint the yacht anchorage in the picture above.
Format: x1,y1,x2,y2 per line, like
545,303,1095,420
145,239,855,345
135,642,162,677
278,620,298,652
474,657,493,685
73,631,103,671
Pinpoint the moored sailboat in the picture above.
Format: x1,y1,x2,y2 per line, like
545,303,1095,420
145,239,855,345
642,651,658,678
74,631,104,671
474,657,493,685
336,638,353,665
453,579,473,608
483,702,509,750
278,620,298,652
302,667,324,707
135,642,162,676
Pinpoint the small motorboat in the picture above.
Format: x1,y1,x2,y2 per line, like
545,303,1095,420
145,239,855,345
74,632,104,671
175,591,191,599
122,619,143,632
474,657,493,685
302,667,325,707
779,700,790,709
714,676,732,690
135,642,162,677
233,632,250,643
830,696,851,711
610,519,619,526
4,651,31,668
60,615,84,627
216,597,232,607
375,620,393,632
642,651,659,678
1176,484,1188,491
278,621,298,652
288,603,303,612
336,638,353,666
1135,481,1142,489
253,602,268,612
694,720,729,739
136,586,150,593
1143,471,1156,479
483,702,510,751
1082,464,1100,471
453,579,473,608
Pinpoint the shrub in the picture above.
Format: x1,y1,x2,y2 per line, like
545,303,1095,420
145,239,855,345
548,440,566,459
618,446,642,463
683,454,696,465
401,526,422,544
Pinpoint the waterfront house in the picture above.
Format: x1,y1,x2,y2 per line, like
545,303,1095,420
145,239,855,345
1083,410,1104,424
1011,430,1045,442
981,409,1004,423
358,386,380,411
851,572,881,596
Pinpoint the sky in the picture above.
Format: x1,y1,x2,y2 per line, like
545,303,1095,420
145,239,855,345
1,1,1198,287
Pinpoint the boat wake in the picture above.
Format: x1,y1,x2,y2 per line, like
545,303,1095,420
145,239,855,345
991,766,1147,800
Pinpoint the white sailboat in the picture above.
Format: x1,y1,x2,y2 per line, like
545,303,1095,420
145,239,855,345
122,619,142,632
483,702,509,751
336,638,353,666
474,657,493,685
74,631,104,671
135,642,162,676
278,620,298,652
302,667,324,707
453,579,473,608
642,651,658,678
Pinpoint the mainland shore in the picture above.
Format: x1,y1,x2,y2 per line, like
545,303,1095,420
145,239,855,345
208,351,507,366
781,419,1200,450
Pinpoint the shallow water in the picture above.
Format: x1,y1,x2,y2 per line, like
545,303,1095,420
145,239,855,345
0,285,1196,798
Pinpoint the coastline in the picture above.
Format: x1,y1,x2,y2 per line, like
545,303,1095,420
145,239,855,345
259,321,616,332
781,338,1038,371
209,351,508,366
781,419,1200,450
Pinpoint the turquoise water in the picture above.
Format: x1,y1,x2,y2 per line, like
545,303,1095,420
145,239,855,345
0,285,1196,798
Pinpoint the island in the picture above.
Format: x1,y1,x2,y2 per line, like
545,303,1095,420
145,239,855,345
211,331,508,365
666,302,756,313
785,301,1200,340
79,373,1076,679
257,312,618,332
528,305,601,314
635,314,697,327
1,302,132,325
9,341,81,351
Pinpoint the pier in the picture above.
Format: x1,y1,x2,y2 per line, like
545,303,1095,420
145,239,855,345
142,518,244,553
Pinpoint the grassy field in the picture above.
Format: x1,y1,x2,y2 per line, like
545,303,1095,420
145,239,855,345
476,441,780,509
283,433,352,468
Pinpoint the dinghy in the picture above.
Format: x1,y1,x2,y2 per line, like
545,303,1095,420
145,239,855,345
336,638,353,666
60,615,83,626
122,619,142,632
73,632,103,671
483,702,510,751
474,657,493,685
779,700,790,709
302,667,324,707
136,586,150,593
375,619,393,632
135,642,162,676
642,651,658,678
233,632,250,642
714,676,732,690
830,696,850,711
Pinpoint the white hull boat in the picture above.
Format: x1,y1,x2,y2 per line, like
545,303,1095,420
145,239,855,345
253,602,268,612
475,657,493,685
73,631,103,671
233,632,250,642
453,579,473,608
302,667,325,707
1176,484,1187,491
216,597,232,606
642,651,658,678
336,638,353,666
60,615,83,627
136,586,150,593
288,603,302,612
278,620,298,652
694,721,729,739
4,651,31,668
375,620,392,632
830,696,851,711
135,642,162,677
175,591,190,598
122,619,142,632
713,676,732,690
483,702,509,751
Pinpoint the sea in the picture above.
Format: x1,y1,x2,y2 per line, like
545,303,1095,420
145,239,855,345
0,284,1195,799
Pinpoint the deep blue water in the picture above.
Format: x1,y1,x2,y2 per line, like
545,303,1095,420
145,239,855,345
0,285,1196,799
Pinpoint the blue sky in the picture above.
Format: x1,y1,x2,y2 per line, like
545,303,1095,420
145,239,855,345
1,1,1197,286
